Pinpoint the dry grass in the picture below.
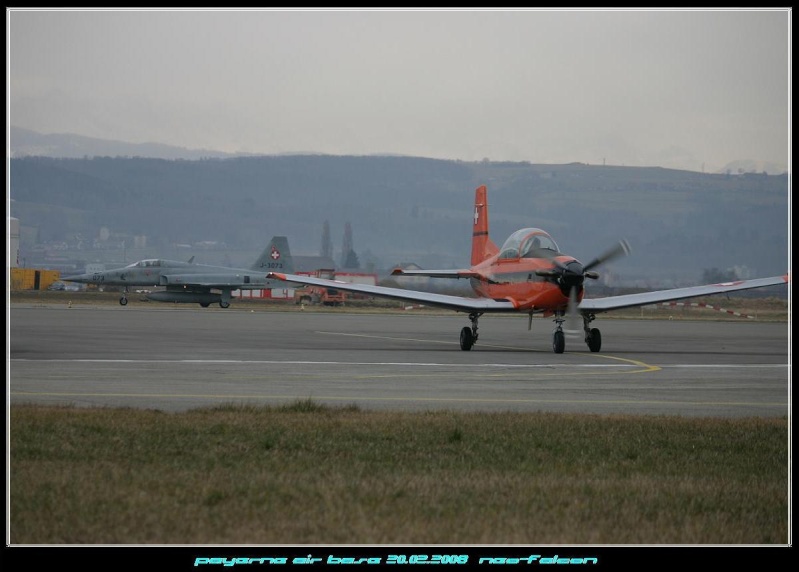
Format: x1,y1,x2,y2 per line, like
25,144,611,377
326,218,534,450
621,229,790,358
10,401,788,545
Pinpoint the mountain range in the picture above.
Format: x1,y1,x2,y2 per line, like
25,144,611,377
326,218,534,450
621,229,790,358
10,126,789,176
8,127,790,289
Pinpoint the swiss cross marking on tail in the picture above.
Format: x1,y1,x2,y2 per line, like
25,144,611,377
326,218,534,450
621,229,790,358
474,207,479,225
270,246,280,260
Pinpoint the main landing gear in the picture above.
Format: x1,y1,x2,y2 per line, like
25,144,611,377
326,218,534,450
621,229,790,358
459,312,482,351
552,310,601,354
200,301,230,308
457,310,602,354
119,287,128,306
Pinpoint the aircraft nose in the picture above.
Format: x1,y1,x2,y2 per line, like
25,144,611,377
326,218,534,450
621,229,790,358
61,273,93,283
561,260,585,288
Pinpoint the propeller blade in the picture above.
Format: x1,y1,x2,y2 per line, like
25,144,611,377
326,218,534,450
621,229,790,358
533,246,569,270
583,239,631,272
563,286,581,338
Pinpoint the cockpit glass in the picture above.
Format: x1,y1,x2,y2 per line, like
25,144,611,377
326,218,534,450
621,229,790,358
128,259,161,268
498,228,559,259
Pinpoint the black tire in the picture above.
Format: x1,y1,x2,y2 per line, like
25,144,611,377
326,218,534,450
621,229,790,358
459,327,474,351
586,328,602,352
119,297,128,306
219,301,230,309
200,302,210,308
552,330,565,354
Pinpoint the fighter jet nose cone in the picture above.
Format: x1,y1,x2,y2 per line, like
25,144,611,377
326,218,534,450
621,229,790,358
62,274,91,283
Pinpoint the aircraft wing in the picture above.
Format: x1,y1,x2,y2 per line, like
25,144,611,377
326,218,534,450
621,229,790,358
578,274,790,313
267,272,518,312
391,268,481,280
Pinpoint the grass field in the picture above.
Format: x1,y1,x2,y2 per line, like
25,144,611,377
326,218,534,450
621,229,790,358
9,401,789,545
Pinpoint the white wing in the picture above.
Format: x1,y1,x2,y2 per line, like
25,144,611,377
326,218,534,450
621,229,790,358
269,272,789,315
267,272,518,312
578,274,789,313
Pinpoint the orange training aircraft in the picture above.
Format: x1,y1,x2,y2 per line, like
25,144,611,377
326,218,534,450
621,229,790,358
268,185,789,354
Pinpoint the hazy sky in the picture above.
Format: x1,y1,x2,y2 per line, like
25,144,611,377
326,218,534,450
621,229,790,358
7,8,791,173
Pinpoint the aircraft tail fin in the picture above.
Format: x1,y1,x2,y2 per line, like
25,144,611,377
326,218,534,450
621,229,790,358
251,236,294,274
471,185,499,266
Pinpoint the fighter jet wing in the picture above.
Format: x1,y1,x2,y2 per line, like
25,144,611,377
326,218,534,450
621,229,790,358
160,273,275,289
578,274,790,313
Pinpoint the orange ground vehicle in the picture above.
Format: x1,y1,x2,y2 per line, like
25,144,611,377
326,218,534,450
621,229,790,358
293,269,347,306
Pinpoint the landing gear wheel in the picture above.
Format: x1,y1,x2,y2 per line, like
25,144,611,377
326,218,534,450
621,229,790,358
552,330,565,354
119,297,128,306
586,328,601,352
200,302,210,308
459,326,474,351
219,301,230,309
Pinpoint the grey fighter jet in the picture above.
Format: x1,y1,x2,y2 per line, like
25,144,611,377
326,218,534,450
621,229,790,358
64,236,293,308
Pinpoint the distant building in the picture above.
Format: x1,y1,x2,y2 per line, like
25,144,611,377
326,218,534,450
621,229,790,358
294,255,337,273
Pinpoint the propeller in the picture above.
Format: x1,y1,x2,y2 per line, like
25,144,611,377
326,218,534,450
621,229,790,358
583,239,632,273
563,284,582,337
536,239,632,334
535,239,631,295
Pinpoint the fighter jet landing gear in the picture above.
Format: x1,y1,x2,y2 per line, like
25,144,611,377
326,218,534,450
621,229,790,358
460,312,482,351
199,299,229,308
119,287,129,306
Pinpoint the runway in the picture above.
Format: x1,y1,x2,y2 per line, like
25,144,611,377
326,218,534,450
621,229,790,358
9,303,791,417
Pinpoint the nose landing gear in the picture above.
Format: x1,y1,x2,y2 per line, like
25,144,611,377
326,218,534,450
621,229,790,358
552,311,601,353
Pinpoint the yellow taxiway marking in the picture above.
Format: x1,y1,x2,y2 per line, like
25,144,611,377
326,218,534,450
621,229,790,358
315,330,662,374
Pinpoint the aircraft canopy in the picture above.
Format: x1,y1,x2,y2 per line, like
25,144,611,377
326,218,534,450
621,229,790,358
125,259,163,268
498,228,560,259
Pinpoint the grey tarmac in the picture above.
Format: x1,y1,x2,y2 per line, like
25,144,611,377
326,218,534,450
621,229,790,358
9,304,790,417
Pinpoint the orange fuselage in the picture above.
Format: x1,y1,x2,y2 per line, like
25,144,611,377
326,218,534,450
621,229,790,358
470,255,581,311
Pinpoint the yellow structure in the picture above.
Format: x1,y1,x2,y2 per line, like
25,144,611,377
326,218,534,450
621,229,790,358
9,268,60,291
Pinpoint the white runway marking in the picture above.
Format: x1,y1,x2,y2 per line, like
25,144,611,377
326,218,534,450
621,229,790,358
13,358,644,368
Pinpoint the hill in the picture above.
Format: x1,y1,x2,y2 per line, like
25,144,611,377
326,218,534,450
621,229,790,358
8,153,789,288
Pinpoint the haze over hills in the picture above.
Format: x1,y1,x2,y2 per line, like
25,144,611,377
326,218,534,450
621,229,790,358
9,126,245,161
10,126,790,176
7,127,790,290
